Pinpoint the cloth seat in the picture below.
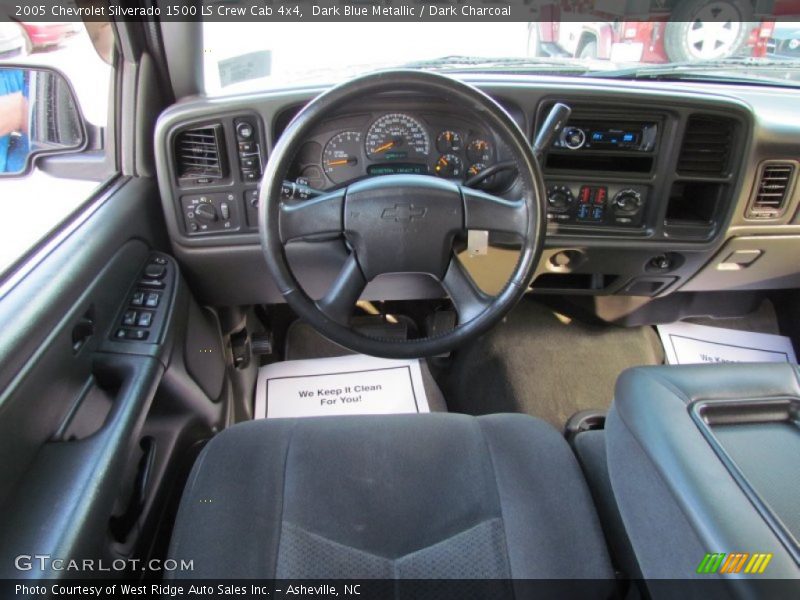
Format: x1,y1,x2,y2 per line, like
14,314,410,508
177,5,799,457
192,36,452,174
168,413,613,580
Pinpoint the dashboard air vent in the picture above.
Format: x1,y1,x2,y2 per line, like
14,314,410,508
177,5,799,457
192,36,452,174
677,116,734,177
175,124,225,183
748,162,795,218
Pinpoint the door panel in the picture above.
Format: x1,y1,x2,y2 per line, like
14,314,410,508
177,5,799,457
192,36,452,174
0,177,225,578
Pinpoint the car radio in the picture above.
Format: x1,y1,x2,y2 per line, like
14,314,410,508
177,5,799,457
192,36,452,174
552,121,658,152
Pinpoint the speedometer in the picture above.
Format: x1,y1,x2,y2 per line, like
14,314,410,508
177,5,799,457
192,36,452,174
365,113,430,161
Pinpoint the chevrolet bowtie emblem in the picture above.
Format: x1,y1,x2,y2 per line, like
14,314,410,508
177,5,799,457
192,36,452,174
381,204,427,222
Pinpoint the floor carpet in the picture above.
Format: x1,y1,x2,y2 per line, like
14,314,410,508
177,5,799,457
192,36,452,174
443,299,665,430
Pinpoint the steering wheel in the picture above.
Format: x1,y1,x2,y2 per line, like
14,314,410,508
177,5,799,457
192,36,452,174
258,70,546,359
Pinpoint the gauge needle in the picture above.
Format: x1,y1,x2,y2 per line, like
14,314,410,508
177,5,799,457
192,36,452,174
326,158,354,167
372,142,394,154
435,157,448,172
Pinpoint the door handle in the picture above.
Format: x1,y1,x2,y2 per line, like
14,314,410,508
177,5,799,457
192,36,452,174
72,306,95,353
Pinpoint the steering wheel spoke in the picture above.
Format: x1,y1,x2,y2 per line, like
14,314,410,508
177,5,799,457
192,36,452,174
279,189,345,243
462,187,528,238
441,254,493,324
316,253,367,326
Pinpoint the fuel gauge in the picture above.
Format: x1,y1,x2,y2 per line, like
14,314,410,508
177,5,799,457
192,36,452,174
434,154,463,178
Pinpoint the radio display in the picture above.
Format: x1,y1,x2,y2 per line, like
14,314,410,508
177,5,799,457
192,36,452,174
367,163,428,176
554,120,658,152
590,130,641,147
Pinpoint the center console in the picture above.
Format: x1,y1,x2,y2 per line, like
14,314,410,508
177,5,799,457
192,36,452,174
606,364,800,588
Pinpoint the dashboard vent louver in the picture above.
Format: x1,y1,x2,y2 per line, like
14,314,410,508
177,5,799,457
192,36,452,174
175,124,225,183
749,162,795,218
677,116,734,177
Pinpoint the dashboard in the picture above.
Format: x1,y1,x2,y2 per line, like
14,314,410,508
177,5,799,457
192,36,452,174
153,76,800,314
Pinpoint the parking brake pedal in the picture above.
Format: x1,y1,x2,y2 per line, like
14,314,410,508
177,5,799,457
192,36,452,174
251,331,274,356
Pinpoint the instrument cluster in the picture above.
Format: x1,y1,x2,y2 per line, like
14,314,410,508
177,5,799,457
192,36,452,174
288,111,506,191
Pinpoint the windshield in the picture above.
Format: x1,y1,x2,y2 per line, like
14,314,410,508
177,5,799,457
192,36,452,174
203,21,800,94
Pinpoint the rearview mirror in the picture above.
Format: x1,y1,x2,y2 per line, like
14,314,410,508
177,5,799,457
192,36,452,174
0,65,86,176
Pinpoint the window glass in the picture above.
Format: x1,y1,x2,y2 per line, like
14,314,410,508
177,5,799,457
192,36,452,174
0,21,113,275
203,21,800,95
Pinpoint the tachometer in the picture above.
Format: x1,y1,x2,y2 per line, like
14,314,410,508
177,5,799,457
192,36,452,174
365,113,430,161
323,131,362,184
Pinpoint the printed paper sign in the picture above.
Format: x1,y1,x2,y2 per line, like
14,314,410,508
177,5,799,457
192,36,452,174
218,50,271,87
255,354,429,419
657,322,797,365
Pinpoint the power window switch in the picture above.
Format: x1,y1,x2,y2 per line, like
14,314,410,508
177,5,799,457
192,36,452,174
137,312,153,328
122,310,137,326
131,292,145,306
144,292,160,308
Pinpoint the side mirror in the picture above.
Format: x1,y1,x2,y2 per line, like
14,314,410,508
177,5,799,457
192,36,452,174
0,65,86,177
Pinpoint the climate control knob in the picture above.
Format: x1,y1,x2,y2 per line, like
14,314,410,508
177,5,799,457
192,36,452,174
612,189,643,215
547,185,574,213
194,203,219,223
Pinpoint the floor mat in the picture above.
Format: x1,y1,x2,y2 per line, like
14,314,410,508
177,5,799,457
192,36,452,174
443,299,664,430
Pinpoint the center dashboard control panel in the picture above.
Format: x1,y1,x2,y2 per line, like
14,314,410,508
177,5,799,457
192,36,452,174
546,183,648,228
